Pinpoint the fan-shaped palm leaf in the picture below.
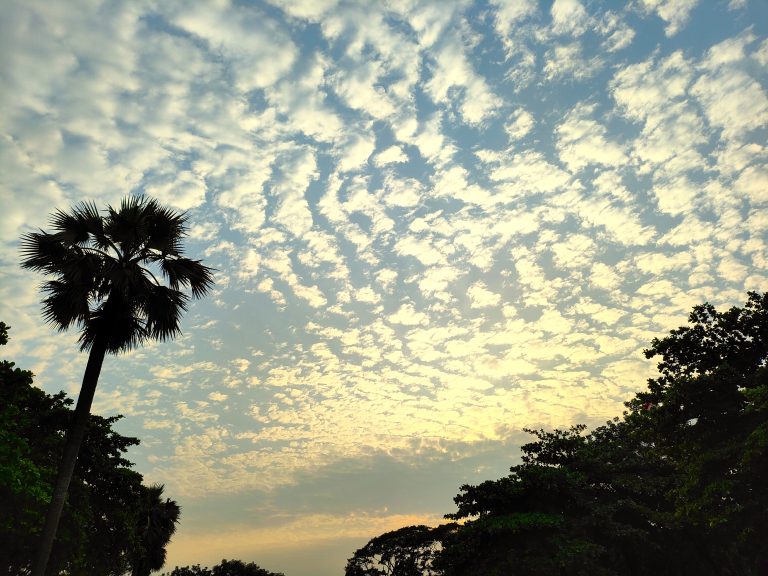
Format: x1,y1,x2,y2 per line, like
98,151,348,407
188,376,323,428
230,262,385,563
130,483,181,576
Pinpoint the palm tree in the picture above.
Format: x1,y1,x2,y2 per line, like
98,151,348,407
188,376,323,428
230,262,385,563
131,483,181,576
21,196,214,576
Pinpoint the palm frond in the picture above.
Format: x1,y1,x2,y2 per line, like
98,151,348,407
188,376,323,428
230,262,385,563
44,252,104,299
143,285,188,341
104,196,151,257
105,260,156,301
143,199,188,255
20,232,79,273
41,280,91,331
95,259,119,302
132,483,180,574
74,200,112,250
80,293,147,352
48,200,106,246
50,209,91,245
159,257,214,298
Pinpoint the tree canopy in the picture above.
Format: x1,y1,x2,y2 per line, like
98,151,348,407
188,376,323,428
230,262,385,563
20,196,214,354
161,558,286,576
346,292,768,576
0,323,180,575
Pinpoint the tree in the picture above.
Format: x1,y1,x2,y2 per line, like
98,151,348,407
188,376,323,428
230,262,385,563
346,524,449,576
211,559,286,576
20,196,214,576
131,484,182,576
627,291,768,572
1,323,58,574
162,566,212,576
348,293,768,576
162,559,286,576
0,322,180,575
435,423,693,576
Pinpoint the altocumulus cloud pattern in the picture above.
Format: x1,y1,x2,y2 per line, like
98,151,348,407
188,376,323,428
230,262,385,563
1,0,767,573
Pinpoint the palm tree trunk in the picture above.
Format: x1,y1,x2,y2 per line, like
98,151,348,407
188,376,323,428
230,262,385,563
31,336,108,576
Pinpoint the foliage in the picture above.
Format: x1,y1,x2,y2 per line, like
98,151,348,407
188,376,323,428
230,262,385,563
347,292,768,576
131,484,182,576
0,324,180,575
162,559,285,576
346,524,451,576
20,196,215,353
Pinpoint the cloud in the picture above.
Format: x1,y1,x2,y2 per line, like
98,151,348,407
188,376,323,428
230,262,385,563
574,179,652,246
543,42,602,81
144,169,207,211
556,103,627,171
692,38,768,143
490,0,538,51
640,0,698,36
394,235,448,267
266,0,339,20
550,0,588,36
374,146,408,167
551,233,596,269
424,34,501,125
401,0,467,49
484,150,573,198
388,302,429,326
611,50,693,121
504,108,535,140
336,131,376,173
733,164,768,204
270,147,319,236
468,282,502,308
173,3,297,92
166,511,442,570
635,251,693,274
597,11,636,52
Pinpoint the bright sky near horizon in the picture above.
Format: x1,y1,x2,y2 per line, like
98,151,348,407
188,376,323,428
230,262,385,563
1,0,767,574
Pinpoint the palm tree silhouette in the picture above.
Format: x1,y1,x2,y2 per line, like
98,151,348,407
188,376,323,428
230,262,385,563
131,483,181,576
21,196,214,576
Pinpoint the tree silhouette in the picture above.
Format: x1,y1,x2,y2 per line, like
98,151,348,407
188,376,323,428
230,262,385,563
162,559,286,576
131,484,181,576
21,196,213,576
346,524,448,576
349,293,768,575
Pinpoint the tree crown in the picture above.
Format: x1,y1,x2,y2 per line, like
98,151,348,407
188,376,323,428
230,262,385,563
20,196,214,353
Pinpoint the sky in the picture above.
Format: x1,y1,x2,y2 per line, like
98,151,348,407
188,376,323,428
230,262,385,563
1,0,767,574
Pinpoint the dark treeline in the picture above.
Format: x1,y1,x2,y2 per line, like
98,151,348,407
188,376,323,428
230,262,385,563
346,292,768,576
160,559,285,576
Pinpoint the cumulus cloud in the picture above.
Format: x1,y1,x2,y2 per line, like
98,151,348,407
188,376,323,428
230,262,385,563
640,0,698,36
556,103,627,171
173,3,297,92
550,0,588,36
468,282,502,308
424,34,501,125
388,302,429,326
374,145,408,166
504,108,535,140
